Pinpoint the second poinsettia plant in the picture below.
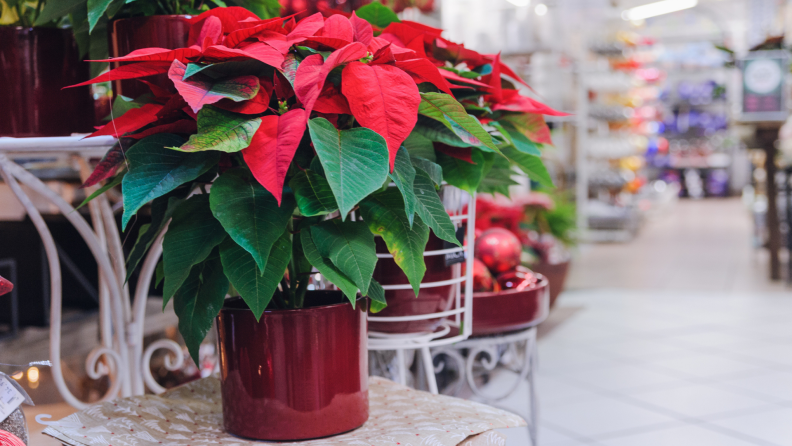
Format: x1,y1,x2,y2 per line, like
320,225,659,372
74,2,566,362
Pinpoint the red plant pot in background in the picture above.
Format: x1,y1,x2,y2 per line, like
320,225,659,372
470,274,549,336
0,27,94,137
369,234,455,334
217,292,368,441
108,15,191,99
532,260,571,308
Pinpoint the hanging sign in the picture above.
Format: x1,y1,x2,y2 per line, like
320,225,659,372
739,50,789,122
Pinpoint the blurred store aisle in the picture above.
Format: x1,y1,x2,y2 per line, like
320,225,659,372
497,198,792,445
567,198,785,294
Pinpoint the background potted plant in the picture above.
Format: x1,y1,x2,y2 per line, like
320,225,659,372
74,3,559,440
522,190,576,307
0,0,95,137
34,0,281,98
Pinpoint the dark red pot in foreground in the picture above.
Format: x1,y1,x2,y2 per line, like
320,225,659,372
0,27,94,137
108,15,191,99
470,274,550,336
532,260,570,308
369,234,455,334
217,292,368,441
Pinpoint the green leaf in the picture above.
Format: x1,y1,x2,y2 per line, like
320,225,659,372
300,229,360,305
183,63,214,81
175,106,262,153
121,134,219,230
359,189,429,296
105,0,125,18
105,95,141,122
209,170,295,273
418,93,499,152
436,149,485,194
162,194,227,305
413,116,471,148
389,146,416,225
88,17,109,77
155,259,165,288
478,154,519,196
498,120,541,156
366,279,387,313
35,0,86,25
77,169,125,210
289,169,338,217
355,1,400,28
413,170,460,246
228,0,280,19
87,0,112,32
500,146,554,188
310,220,377,296
173,250,229,365
220,232,290,320
403,131,436,161
307,117,389,218
124,193,186,283
411,157,442,187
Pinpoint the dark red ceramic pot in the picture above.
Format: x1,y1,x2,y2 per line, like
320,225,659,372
216,292,368,441
369,234,455,334
532,260,570,308
470,274,549,336
0,27,94,137
108,15,191,99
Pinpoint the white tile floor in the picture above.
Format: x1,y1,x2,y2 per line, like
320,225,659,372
494,199,792,445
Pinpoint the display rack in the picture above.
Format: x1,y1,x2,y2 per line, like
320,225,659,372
367,186,476,394
0,136,185,409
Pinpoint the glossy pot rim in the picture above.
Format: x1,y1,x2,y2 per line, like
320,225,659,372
0,26,72,33
110,14,195,24
472,273,549,299
220,294,365,314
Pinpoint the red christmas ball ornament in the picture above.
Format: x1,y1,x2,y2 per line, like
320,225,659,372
475,228,522,274
0,275,13,296
496,268,538,291
0,430,25,446
463,258,495,292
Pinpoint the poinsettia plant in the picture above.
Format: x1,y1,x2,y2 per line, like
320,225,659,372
74,3,566,363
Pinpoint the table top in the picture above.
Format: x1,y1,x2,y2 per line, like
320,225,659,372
43,377,524,446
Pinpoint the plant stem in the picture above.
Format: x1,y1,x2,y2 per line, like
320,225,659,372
16,4,29,28
33,0,44,24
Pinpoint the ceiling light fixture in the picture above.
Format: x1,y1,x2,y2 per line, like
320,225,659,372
506,0,531,7
621,0,697,21
535,3,548,15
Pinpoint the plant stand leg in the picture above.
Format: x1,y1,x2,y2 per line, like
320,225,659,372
396,349,408,386
420,346,439,394
526,330,538,445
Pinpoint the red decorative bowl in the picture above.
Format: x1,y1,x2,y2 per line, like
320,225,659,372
470,273,550,336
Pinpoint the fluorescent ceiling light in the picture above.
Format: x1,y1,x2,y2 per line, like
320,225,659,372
621,0,697,21
506,0,531,6
535,3,548,15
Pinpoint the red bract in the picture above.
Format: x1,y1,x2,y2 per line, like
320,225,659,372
341,62,420,169
492,90,569,116
67,61,172,88
242,109,307,203
91,47,202,63
295,42,367,117
321,14,354,41
349,13,373,46
72,6,565,195
86,103,163,138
